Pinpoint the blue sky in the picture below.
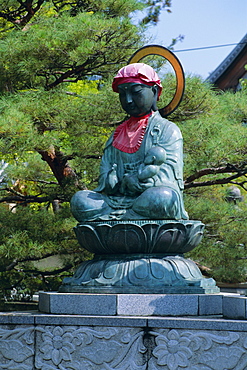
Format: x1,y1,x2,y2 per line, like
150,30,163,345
140,0,247,79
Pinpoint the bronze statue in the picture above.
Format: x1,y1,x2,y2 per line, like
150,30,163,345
60,51,219,294
71,63,188,222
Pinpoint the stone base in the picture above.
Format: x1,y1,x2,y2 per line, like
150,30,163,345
2,304,247,369
223,295,247,320
59,254,220,294
39,291,223,316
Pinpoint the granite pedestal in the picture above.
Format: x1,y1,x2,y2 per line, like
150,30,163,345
39,291,224,317
2,294,247,370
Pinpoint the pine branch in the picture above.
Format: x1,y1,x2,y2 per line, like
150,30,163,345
45,58,94,90
230,180,247,191
0,0,45,27
185,171,247,189
20,263,75,276
27,179,59,185
80,154,102,159
185,163,244,183
0,194,50,204
3,251,77,272
5,254,56,272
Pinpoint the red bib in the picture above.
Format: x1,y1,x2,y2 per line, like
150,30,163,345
113,113,152,153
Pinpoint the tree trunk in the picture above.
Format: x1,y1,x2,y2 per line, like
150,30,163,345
38,146,78,187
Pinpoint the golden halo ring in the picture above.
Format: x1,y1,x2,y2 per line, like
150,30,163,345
128,45,185,117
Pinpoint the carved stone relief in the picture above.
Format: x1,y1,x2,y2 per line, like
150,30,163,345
1,323,247,369
35,326,146,370
0,325,34,370
148,328,247,370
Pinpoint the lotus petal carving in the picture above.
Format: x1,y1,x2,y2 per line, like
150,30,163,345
74,220,204,255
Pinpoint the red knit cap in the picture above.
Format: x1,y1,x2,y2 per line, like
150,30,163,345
112,63,163,99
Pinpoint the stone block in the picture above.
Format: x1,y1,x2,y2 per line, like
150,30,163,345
148,317,247,331
39,292,117,316
0,312,35,324
117,294,198,316
223,296,247,319
35,314,147,328
198,294,223,315
39,291,50,313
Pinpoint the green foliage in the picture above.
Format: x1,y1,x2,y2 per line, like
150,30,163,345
178,79,247,283
0,0,144,300
159,74,218,122
154,74,247,283
0,203,93,299
140,0,172,25
181,87,247,178
185,186,247,283
0,84,122,193
0,8,141,92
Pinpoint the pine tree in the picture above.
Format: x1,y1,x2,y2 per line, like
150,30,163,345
1,1,247,299
168,77,247,283
0,0,174,299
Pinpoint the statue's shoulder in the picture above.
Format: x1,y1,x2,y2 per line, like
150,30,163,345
150,111,182,138
104,132,114,149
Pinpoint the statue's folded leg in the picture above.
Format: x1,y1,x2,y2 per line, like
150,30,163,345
132,186,180,220
70,190,111,222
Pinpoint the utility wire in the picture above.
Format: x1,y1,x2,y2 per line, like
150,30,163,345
174,41,247,53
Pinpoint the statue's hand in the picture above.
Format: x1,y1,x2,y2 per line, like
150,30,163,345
139,178,155,187
106,164,118,193
122,173,151,194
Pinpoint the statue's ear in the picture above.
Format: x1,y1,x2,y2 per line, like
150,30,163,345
152,85,159,96
151,85,159,111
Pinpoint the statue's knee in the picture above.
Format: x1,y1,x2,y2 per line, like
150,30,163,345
70,190,109,222
132,187,179,219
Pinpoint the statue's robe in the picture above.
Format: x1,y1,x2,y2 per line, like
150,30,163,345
93,111,188,220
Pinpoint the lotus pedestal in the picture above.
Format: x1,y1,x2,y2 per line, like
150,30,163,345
59,220,219,294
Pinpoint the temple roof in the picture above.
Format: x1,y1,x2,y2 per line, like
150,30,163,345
207,33,247,91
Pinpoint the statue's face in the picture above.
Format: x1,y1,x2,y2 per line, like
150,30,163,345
144,153,156,165
118,83,157,117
